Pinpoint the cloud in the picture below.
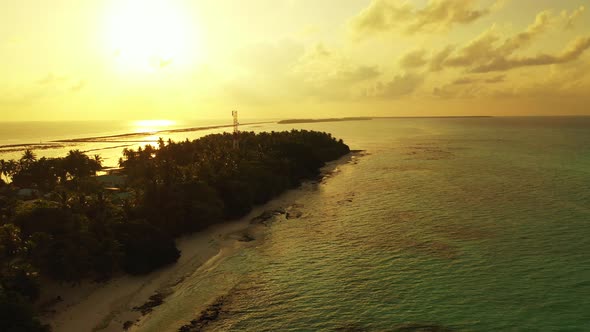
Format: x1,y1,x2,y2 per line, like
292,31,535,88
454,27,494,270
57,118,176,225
496,10,552,55
407,0,493,33
350,0,412,37
403,10,590,73
38,73,68,85
433,74,507,99
452,10,590,72
224,41,381,104
70,80,86,92
472,36,590,72
293,44,380,85
399,49,429,69
433,83,480,99
222,40,307,104
1,74,88,110
292,43,382,100
434,53,590,100
299,24,321,37
149,57,173,69
429,46,455,71
235,39,305,75
350,0,497,39
370,73,425,98
451,74,505,85
337,65,381,82
443,26,501,68
35,73,89,92
563,5,586,29
519,58,590,98
0,90,46,108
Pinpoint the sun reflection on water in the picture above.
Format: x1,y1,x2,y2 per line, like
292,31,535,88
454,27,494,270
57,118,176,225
133,120,176,134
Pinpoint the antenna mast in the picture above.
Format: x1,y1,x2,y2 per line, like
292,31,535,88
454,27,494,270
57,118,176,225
232,110,239,149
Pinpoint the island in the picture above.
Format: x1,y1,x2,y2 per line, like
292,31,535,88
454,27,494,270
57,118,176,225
0,130,350,331
277,117,373,124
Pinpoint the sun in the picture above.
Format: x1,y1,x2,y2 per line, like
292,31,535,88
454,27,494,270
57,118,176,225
105,0,196,72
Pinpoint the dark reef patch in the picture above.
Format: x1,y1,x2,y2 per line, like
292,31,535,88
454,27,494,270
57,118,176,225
249,209,286,226
286,209,304,219
178,296,227,332
237,233,256,242
132,292,167,315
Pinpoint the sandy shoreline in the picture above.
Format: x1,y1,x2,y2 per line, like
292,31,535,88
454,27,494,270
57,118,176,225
39,216,252,331
40,152,359,332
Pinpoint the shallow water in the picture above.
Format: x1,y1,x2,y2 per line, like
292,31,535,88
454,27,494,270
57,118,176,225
0,119,271,168
131,117,590,331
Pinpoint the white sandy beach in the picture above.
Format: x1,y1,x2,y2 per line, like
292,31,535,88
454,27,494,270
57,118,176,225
39,218,245,331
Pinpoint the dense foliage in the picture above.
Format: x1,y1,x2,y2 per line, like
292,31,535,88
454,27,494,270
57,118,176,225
0,130,349,330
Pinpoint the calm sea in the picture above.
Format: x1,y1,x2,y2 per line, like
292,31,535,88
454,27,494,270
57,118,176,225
129,117,590,331
0,119,270,167
6,117,590,330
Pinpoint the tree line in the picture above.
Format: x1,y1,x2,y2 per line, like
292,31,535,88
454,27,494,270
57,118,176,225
0,130,350,331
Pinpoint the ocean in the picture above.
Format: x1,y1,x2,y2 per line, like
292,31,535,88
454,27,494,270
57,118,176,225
5,117,590,330
0,119,272,168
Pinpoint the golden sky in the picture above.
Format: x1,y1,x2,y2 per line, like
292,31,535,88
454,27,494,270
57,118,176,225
1,0,589,121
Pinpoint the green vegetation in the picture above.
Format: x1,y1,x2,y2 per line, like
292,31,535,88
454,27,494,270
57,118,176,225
0,130,349,331
278,117,372,124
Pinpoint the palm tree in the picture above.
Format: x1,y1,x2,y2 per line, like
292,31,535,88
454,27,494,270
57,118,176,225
7,160,17,180
0,159,6,182
55,189,69,209
92,155,104,173
21,149,37,163
0,159,18,183
19,149,37,172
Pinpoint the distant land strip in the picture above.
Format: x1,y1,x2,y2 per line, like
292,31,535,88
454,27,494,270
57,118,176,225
278,117,373,124
81,144,135,153
278,116,493,124
0,143,65,151
54,140,160,144
1,117,493,151
376,116,492,119
52,121,274,143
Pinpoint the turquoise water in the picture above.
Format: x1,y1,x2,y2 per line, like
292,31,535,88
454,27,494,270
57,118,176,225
134,117,590,331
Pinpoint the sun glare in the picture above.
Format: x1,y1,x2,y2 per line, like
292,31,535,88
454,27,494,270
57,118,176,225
106,0,198,72
134,119,176,133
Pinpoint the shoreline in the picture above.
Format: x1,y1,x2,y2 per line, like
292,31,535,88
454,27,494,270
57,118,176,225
40,151,361,332
0,121,273,151
52,121,274,143
39,217,251,332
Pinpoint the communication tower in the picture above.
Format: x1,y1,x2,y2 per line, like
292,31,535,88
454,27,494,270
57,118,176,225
232,110,239,149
